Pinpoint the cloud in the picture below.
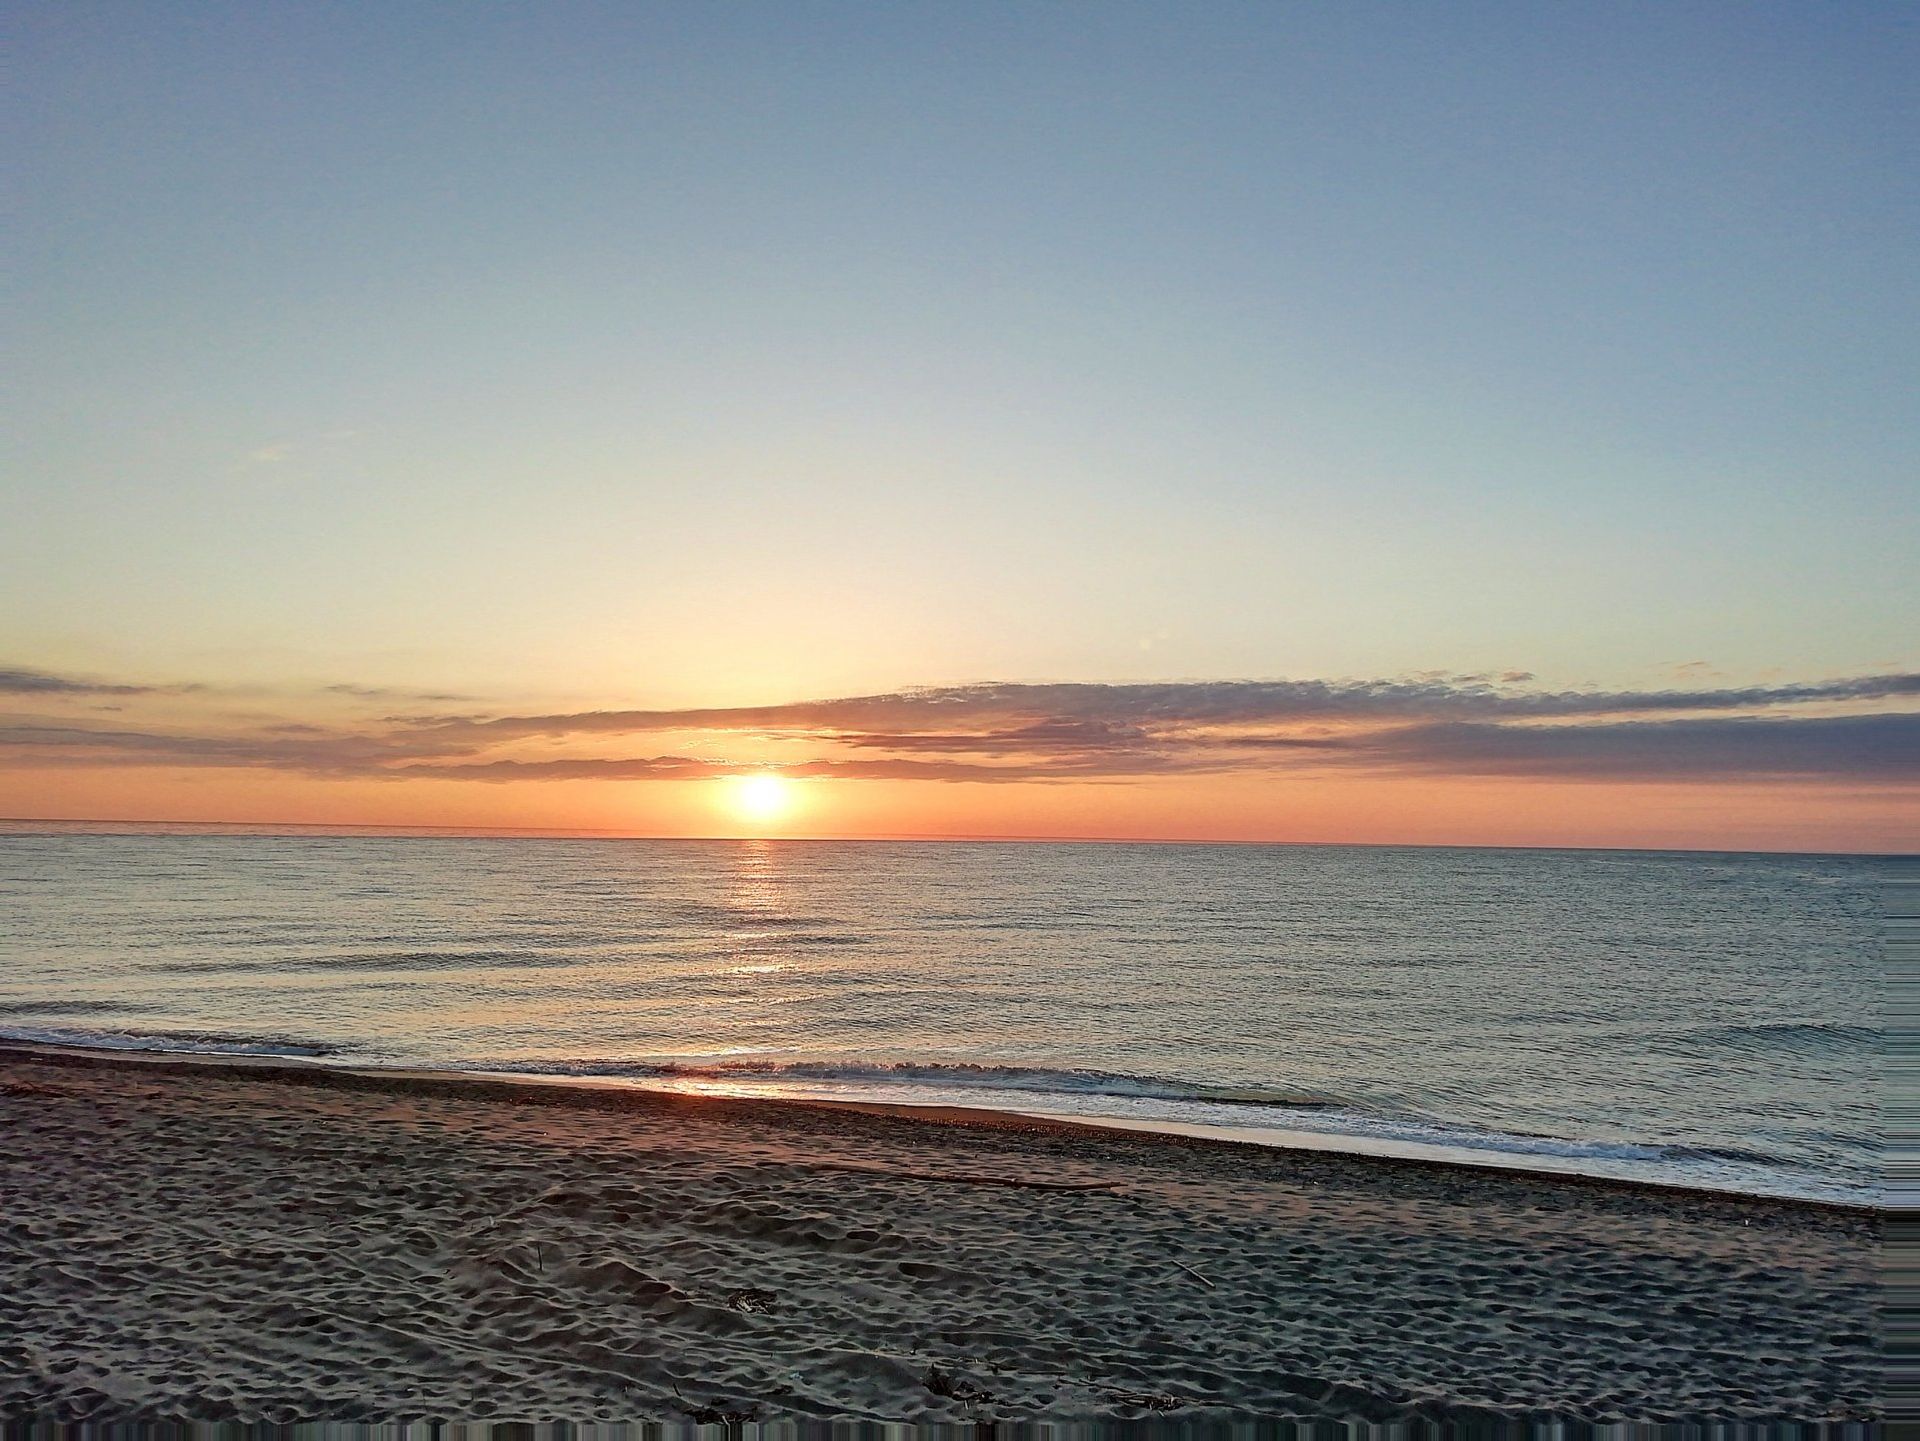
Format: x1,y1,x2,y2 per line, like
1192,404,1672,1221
0,721,457,774
324,684,477,703
0,666,197,697
389,755,730,782
3,668,1914,789
401,672,1920,745
1370,713,1920,782
390,756,1082,783
833,719,1158,753
238,429,361,471
0,663,478,706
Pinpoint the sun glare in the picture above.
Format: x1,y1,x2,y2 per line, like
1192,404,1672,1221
725,773,795,827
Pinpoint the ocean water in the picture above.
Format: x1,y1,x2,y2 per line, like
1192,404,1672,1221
0,824,1887,1205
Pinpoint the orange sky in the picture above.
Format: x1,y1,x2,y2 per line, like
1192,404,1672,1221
4,767,1912,853
4,667,1913,851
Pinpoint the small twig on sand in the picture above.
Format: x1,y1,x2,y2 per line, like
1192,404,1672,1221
1101,1384,1184,1412
1171,1260,1214,1288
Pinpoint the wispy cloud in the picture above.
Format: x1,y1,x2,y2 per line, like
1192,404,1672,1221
0,666,199,698
398,672,1920,745
388,756,1083,784
0,721,454,773
0,665,475,707
235,429,362,473
324,683,477,704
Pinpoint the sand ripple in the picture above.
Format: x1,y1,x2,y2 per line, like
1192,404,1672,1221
0,1048,1879,1424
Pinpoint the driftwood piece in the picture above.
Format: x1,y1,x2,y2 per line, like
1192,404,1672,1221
1171,1259,1214,1288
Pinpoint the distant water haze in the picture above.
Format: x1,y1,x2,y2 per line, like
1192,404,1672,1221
0,827,1883,1205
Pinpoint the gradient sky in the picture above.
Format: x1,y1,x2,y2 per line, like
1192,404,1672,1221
6,2,1916,849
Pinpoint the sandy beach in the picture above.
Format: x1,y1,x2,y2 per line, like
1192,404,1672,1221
0,1043,1879,1425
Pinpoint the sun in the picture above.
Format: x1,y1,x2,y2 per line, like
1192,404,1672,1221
724,772,796,827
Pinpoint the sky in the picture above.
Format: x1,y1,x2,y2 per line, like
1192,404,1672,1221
5,2,1916,850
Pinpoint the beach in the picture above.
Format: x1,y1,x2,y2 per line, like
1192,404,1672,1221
0,1043,1880,1425
9,0,1908,1425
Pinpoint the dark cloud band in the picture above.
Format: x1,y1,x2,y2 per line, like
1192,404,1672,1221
3,664,1915,787
398,672,1920,743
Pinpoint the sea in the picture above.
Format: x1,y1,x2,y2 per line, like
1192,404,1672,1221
0,822,1889,1207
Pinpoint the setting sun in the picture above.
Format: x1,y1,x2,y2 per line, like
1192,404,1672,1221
724,773,796,827
0,5,1899,1424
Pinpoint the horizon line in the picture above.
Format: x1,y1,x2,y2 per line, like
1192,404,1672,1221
1,816,1910,861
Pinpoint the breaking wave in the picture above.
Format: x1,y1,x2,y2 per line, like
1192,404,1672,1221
0,1027,1871,1205
456,1057,1346,1109
0,1021,337,1058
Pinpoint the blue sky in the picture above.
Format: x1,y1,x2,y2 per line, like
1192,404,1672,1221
8,1,1916,714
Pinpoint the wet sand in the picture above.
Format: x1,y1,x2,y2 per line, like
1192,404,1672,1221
0,1044,1880,1424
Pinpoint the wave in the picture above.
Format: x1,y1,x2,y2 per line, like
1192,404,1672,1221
476,1058,1346,1109
436,1055,1839,1179
0,1021,337,1058
0,1029,1873,1206
144,948,588,976
0,999,166,1018
470,1057,1881,1203
1694,1021,1879,1053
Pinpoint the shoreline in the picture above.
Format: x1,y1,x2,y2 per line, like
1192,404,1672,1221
0,1043,1879,1423
0,1039,1881,1217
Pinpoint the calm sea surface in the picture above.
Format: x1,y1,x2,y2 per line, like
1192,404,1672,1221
0,825,1887,1204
